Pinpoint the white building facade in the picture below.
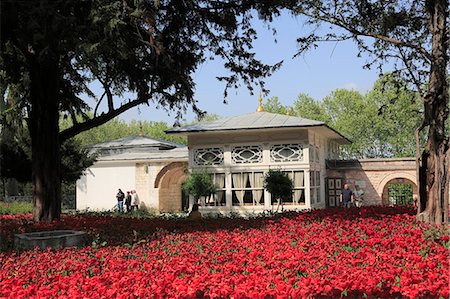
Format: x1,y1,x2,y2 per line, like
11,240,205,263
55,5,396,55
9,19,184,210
76,136,188,212
167,111,349,213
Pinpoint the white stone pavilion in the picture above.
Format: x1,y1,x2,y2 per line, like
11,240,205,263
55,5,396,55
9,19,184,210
166,102,350,213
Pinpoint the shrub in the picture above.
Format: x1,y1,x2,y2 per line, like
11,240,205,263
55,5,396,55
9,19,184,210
263,169,293,211
182,170,216,203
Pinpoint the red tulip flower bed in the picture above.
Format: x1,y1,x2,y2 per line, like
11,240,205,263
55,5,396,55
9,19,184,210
0,206,448,298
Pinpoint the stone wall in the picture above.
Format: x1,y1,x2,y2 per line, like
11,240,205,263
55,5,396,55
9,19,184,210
135,163,151,210
136,161,188,212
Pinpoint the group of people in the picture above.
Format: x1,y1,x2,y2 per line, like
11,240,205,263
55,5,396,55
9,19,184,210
116,189,139,213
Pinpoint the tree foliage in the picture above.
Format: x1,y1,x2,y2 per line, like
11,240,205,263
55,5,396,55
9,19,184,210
263,169,293,204
0,0,284,221
1,89,96,184
284,0,448,223
0,133,31,183
262,97,290,115
182,171,216,203
293,93,331,124
60,117,187,147
1,0,283,138
0,125,96,184
290,0,433,93
264,76,423,159
365,76,424,157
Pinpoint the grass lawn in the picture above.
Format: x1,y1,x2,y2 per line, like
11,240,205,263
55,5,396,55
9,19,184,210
0,206,448,298
0,201,32,215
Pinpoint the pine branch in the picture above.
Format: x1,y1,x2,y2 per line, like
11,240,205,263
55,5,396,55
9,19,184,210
59,93,151,141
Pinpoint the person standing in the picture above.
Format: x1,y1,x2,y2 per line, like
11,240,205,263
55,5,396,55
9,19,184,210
131,190,139,211
116,189,125,213
340,184,354,208
125,191,132,213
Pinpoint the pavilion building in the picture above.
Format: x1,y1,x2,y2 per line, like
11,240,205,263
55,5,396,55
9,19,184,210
166,102,350,213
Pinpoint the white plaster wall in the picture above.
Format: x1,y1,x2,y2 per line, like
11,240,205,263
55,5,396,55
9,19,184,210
76,162,136,211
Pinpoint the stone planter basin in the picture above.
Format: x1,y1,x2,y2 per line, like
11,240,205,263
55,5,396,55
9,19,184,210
14,230,88,251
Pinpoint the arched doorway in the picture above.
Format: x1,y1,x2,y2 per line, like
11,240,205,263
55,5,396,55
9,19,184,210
155,162,187,212
381,178,417,205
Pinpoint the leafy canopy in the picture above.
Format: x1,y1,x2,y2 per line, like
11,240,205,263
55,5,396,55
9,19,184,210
0,125,96,183
290,0,432,96
182,171,216,202
0,0,284,140
263,169,293,202
263,75,423,159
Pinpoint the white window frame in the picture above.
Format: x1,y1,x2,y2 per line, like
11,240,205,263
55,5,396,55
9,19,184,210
230,171,265,206
201,173,226,207
279,170,306,205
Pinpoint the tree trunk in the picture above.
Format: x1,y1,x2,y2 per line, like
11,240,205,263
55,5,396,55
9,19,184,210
417,0,449,224
29,59,61,222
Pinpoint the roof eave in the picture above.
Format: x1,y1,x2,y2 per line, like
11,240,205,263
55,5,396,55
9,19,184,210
166,124,351,144
96,157,189,163
321,124,352,144
166,124,322,135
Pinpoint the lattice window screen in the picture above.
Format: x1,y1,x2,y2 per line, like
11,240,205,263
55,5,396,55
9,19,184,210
231,145,263,164
270,144,304,162
194,148,224,165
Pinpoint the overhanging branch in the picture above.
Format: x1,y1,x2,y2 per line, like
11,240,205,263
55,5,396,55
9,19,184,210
299,10,432,63
59,95,151,141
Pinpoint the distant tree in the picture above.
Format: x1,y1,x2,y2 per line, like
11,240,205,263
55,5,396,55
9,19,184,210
365,76,423,158
321,84,419,159
263,97,290,115
293,93,331,123
322,89,373,158
63,117,187,147
1,0,283,221
128,120,187,144
263,169,293,212
182,171,216,204
267,76,423,159
60,117,130,147
286,0,448,223
195,113,221,123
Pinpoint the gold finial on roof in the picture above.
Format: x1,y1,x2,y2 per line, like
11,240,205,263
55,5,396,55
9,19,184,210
139,121,144,137
256,91,264,112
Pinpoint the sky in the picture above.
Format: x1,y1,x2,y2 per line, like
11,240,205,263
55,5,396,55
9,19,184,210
96,13,392,125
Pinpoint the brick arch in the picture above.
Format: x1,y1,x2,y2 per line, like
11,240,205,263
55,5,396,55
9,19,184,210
157,163,187,212
376,172,417,195
377,172,417,205
154,162,187,188
381,177,417,205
